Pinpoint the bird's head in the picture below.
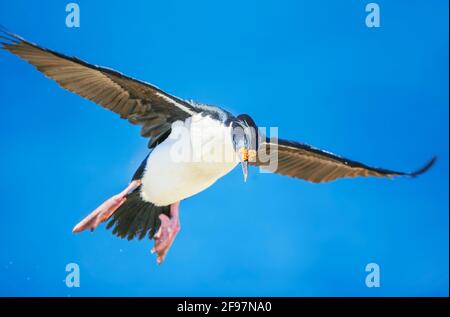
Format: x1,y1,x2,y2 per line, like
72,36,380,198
231,114,259,182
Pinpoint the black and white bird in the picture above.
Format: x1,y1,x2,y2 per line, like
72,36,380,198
1,30,436,264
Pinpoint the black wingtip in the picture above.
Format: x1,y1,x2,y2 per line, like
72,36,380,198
0,25,21,45
0,24,12,37
409,156,437,177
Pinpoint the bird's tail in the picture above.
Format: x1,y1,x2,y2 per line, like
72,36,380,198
106,187,170,240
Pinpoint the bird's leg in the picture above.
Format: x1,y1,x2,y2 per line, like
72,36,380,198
72,180,142,233
151,201,181,264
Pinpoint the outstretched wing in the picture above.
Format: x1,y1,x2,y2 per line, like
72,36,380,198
251,138,436,183
1,30,197,148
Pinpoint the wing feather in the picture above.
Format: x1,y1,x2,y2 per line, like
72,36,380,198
1,30,198,147
251,138,436,183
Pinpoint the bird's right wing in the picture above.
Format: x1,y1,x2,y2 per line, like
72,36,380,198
1,30,198,148
251,138,436,183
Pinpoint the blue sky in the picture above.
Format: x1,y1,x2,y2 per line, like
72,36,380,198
0,0,448,296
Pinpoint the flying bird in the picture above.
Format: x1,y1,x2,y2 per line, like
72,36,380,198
1,30,436,264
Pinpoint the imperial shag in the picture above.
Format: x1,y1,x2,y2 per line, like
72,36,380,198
1,30,436,264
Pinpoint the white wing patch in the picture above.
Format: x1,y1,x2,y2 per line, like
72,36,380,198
155,92,196,116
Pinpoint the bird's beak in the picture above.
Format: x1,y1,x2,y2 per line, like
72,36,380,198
239,148,249,182
241,160,248,182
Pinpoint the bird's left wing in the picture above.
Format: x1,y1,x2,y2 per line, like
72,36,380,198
1,30,197,148
251,138,436,183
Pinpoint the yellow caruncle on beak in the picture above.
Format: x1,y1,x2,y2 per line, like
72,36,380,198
239,148,257,162
239,147,249,162
239,148,257,182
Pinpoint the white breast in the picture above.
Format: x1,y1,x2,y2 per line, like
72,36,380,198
140,114,239,206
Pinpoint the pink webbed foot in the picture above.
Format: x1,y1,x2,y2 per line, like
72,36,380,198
72,180,141,233
151,201,181,264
